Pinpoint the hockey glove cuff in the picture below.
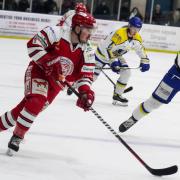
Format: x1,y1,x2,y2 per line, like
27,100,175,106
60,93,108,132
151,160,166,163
140,58,150,72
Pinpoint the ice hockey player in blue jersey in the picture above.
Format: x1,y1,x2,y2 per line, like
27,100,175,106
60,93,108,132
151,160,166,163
93,17,150,106
119,52,180,132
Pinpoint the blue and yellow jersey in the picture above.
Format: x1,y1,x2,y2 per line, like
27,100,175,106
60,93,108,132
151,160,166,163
95,27,147,63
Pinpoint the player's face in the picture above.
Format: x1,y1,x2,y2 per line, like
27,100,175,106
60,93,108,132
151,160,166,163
79,27,94,43
129,26,141,36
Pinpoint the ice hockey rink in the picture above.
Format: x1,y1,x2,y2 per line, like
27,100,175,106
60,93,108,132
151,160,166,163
0,38,179,180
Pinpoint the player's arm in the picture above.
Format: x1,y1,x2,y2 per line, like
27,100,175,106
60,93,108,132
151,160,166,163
27,26,62,78
108,29,128,59
107,30,128,71
76,42,94,87
27,26,60,64
76,42,95,111
133,35,150,72
108,44,128,73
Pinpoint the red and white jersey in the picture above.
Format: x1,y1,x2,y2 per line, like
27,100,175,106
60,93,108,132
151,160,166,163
27,25,95,89
58,10,75,27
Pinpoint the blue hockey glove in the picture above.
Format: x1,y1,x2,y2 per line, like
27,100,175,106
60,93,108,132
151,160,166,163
110,60,128,73
110,60,121,73
140,58,150,72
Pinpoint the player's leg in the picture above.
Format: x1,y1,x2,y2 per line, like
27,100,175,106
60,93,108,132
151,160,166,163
119,96,163,132
7,94,47,154
93,53,107,82
113,67,131,106
7,75,63,154
7,64,50,154
119,64,180,132
0,98,26,132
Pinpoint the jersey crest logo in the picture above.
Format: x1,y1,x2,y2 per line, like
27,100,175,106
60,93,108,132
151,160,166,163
60,56,74,76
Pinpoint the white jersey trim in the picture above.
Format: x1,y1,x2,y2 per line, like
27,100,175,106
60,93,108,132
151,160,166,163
17,117,32,128
21,109,36,122
7,111,16,126
1,113,12,129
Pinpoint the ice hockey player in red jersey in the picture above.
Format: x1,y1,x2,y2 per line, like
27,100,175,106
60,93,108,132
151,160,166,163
0,11,96,156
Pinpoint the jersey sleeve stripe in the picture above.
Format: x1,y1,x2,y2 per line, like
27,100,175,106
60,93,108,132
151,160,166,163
77,81,91,88
31,51,47,62
76,80,92,89
29,49,42,58
28,46,44,54
40,30,51,47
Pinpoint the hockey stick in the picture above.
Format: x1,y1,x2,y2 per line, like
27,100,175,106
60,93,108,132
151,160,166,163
101,69,133,94
64,81,178,176
96,66,140,70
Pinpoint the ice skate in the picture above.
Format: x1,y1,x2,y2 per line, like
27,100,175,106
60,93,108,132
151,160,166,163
119,116,137,132
112,93,128,106
6,135,23,156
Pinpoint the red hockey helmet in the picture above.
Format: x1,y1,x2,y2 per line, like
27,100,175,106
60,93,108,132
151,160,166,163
75,2,87,13
72,12,96,29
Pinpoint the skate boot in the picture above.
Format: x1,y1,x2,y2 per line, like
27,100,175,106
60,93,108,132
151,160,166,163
6,134,23,156
119,116,138,132
112,93,128,106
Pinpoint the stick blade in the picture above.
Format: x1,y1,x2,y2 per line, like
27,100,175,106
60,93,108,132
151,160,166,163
149,165,178,176
124,86,133,93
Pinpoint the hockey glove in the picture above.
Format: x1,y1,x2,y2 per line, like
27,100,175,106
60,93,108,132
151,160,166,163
76,88,95,111
110,60,121,73
40,57,62,81
110,60,128,73
140,58,150,72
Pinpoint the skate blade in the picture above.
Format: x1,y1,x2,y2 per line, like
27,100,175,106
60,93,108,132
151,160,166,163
6,148,15,156
112,100,128,107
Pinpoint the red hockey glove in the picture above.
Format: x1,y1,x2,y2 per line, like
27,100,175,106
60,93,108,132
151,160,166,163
41,57,62,81
76,89,95,111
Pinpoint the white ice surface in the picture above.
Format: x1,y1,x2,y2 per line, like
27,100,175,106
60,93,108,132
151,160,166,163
0,38,179,180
